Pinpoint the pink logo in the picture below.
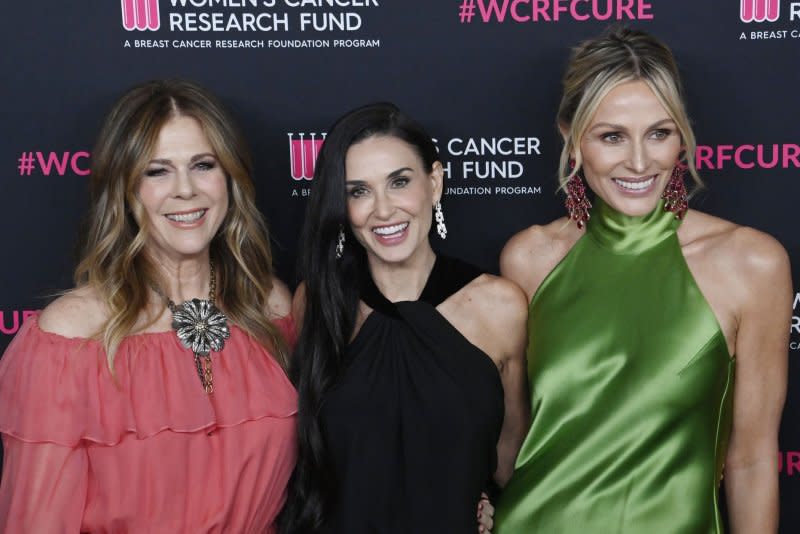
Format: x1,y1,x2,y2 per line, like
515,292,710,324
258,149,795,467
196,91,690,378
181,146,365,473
288,132,326,181
121,0,161,31
780,451,800,476
740,0,780,22
17,151,91,176
0,310,36,336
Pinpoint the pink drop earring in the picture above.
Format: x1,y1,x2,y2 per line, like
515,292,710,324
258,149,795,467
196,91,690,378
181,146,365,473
662,161,688,219
565,159,592,229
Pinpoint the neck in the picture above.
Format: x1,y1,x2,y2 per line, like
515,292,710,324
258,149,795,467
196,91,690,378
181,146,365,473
367,242,436,302
150,251,213,304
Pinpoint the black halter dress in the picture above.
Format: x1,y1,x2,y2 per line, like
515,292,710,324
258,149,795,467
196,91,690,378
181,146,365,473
319,255,505,533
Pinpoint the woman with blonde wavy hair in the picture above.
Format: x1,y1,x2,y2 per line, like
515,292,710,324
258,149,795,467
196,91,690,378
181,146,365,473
494,28,789,532
0,79,297,532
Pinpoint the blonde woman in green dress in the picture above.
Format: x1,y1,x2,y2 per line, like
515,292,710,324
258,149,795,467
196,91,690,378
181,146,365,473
494,28,790,533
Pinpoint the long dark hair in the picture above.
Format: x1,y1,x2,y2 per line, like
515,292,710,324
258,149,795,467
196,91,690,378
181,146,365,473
280,103,439,532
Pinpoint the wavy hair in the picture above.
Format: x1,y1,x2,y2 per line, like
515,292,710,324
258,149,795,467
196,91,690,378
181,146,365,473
75,79,287,370
557,27,702,192
280,102,439,532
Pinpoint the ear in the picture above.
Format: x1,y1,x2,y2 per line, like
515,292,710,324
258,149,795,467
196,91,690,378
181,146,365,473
430,161,444,203
557,122,576,160
557,122,570,143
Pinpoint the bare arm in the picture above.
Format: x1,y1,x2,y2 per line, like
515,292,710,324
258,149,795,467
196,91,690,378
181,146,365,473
724,230,791,533
478,278,530,487
494,313,529,487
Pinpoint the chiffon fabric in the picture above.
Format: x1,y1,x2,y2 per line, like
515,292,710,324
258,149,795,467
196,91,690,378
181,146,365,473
320,256,504,533
0,315,297,533
495,199,735,533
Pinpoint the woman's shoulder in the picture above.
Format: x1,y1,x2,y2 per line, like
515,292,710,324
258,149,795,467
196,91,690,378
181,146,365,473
500,217,583,299
266,277,293,319
462,273,528,318
37,286,109,339
682,210,790,280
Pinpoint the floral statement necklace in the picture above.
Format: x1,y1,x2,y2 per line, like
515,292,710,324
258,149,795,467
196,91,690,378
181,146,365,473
159,262,230,394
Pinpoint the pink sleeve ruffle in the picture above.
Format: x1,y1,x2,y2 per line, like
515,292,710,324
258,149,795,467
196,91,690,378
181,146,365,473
0,316,297,448
0,435,88,532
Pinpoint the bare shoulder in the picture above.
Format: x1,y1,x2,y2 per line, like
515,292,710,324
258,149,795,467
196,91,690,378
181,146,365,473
266,277,293,319
461,273,528,320
500,217,582,299
38,285,108,338
451,273,528,347
447,273,528,365
683,210,790,283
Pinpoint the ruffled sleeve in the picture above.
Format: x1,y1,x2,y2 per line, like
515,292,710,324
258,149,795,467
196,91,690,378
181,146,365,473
0,435,88,532
0,319,90,532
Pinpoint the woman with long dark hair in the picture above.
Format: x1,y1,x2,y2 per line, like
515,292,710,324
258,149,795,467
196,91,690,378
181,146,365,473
282,103,529,533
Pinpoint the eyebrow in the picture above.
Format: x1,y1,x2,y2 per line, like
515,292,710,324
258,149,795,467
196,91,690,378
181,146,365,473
345,166,413,186
588,118,676,132
147,153,217,165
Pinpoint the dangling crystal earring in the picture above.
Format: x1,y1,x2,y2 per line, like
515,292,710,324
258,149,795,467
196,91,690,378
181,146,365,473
565,159,591,230
434,201,447,239
662,161,689,219
335,227,345,259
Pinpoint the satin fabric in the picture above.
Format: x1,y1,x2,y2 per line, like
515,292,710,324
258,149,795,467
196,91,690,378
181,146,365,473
495,200,734,533
0,316,297,533
320,256,504,533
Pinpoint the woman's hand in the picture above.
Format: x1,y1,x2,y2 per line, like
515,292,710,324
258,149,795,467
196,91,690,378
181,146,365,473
477,492,495,533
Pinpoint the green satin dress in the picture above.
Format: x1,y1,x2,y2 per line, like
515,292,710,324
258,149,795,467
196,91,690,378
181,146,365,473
495,199,735,533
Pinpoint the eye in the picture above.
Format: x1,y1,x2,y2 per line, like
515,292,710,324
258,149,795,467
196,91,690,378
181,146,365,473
390,176,410,188
650,128,673,140
601,132,623,144
144,167,167,177
347,185,369,198
194,159,217,171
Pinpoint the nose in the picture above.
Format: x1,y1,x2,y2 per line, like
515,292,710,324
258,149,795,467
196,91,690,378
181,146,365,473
372,190,394,220
172,168,197,199
627,140,649,174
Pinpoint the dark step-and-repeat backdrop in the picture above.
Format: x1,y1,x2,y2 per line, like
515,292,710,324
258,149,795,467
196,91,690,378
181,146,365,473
2,0,798,530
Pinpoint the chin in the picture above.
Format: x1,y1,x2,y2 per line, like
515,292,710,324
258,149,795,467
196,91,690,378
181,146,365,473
605,194,662,217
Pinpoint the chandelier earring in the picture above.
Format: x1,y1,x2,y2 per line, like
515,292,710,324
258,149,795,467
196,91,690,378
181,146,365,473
336,226,346,259
565,159,592,230
662,160,689,220
434,201,447,239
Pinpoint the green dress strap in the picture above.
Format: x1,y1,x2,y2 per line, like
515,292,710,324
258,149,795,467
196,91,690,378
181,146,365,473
494,199,735,533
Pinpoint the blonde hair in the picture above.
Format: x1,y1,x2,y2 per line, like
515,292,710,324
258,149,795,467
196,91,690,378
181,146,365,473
557,27,701,192
76,79,287,370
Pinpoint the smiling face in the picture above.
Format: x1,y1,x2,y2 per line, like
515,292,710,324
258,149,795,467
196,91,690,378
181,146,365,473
136,115,229,264
345,135,442,268
578,80,683,216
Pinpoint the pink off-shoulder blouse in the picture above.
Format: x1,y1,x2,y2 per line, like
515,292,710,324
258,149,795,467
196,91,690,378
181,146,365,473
0,314,298,533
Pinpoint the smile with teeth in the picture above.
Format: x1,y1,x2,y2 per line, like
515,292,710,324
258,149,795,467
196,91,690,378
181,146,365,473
165,209,207,223
613,176,656,191
373,222,408,236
